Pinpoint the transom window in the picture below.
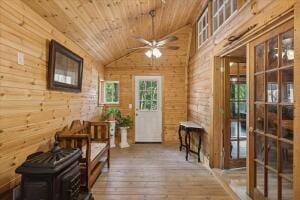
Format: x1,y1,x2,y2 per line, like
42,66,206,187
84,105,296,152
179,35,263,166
197,7,208,48
213,0,237,32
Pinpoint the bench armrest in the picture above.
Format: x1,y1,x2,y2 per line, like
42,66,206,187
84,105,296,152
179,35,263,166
56,133,91,162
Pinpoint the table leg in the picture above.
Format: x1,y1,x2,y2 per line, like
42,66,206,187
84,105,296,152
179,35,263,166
178,125,182,151
198,132,202,162
185,129,190,161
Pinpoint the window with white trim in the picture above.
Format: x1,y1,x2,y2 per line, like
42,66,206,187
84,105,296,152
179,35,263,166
213,0,237,32
103,81,119,104
197,7,209,48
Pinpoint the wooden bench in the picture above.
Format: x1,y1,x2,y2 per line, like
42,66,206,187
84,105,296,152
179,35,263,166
55,120,110,191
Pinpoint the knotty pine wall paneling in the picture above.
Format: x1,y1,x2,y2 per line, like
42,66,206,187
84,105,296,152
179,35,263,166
0,0,104,194
104,27,192,144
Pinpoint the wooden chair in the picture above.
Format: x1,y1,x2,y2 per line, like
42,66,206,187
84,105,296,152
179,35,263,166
55,120,110,191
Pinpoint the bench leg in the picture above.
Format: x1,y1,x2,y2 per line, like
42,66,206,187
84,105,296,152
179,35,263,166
107,148,110,168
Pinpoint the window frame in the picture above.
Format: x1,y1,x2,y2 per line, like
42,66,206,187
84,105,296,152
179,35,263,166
197,7,209,48
212,0,237,33
103,80,120,105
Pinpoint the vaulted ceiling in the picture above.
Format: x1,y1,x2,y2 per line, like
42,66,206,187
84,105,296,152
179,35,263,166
23,0,204,65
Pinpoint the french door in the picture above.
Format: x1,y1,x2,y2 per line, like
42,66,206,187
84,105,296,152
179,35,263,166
249,20,294,199
224,57,247,168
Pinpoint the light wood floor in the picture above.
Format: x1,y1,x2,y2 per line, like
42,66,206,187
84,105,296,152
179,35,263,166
92,144,232,200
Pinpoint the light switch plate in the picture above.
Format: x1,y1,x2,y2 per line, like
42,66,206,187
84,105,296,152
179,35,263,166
17,52,24,65
128,104,132,109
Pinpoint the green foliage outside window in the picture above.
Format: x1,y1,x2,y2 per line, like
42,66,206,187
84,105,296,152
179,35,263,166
231,83,246,100
105,82,119,103
139,80,158,111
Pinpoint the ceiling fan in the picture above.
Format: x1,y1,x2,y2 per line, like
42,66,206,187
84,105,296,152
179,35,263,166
129,9,179,58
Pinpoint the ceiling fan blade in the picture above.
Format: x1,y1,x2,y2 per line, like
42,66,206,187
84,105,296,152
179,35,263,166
166,46,180,50
132,36,152,46
127,46,150,51
157,36,178,46
158,46,180,50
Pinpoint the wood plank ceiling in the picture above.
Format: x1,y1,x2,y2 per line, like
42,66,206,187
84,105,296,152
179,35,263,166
22,0,204,65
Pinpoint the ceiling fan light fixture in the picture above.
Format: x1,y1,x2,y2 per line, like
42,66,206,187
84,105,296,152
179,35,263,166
153,48,161,58
145,49,153,58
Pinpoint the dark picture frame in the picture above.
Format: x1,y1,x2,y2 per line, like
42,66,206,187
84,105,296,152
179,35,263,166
48,40,83,92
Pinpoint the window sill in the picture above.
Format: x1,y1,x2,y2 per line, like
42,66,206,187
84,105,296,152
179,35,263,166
103,102,120,105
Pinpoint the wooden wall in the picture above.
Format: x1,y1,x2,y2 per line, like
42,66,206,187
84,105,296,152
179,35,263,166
104,27,191,144
0,0,103,194
188,39,214,158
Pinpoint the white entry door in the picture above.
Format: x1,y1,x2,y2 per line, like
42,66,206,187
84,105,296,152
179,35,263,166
135,76,162,142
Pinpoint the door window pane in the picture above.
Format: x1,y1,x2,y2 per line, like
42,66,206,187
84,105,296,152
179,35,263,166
282,179,293,200
139,80,158,111
267,72,278,103
255,163,265,194
239,102,247,119
255,133,264,161
281,105,293,140
230,102,239,119
139,81,145,90
239,140,247,159
267,36,278,70
267,169,278,200
230,120,238,138
281,69,294,103
240,121,247,137
231,140,238,159
256,43,265,72
267,105,278,135
281,142,293,178
239,83,247,100
230,81,239,100
282,29,294,66
255,74,264,101
267,137,277,169
255,104,264,131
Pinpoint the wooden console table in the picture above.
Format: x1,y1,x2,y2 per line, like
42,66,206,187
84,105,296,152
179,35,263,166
178,121,203,162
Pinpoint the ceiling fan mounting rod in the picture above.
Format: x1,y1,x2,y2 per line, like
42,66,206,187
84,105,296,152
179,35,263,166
149,10,155,41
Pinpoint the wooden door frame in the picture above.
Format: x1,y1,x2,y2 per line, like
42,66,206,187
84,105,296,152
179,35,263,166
294,2,300,199
223,56,247,169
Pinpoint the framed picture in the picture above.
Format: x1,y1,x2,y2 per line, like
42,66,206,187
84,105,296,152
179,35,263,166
48,40,83,92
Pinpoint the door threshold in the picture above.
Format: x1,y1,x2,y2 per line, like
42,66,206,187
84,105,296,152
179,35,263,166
135,142,162,144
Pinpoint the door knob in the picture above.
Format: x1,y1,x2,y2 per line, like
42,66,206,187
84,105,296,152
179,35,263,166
249,127,254,133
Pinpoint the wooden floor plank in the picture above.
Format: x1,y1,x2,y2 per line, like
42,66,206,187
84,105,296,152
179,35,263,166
92,144,232,200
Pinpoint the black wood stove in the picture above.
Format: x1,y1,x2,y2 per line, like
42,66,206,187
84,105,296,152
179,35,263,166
15,141,91,200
